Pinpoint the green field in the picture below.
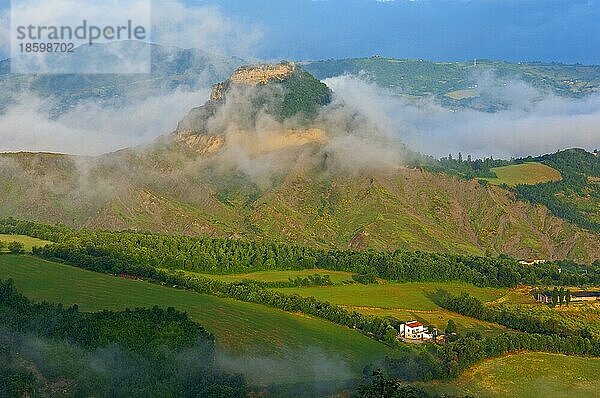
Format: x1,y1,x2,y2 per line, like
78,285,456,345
187,268,356,284
276,281,510,335
0,234,51,252
0,255,390,386
426,352,600,398
481,162,562,187
276,281,507,311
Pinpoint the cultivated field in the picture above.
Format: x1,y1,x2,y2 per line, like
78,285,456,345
276,281,510,335
0,255,390,386
427,352,600,398
0,234,51,252
481,162,562,187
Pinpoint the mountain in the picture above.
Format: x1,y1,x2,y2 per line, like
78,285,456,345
177,61,332,134
0,63,598,263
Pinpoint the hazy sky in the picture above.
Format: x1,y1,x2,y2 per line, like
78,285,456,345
1,0,599,63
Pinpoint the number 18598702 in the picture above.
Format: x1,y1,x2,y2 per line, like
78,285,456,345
18,42,75,53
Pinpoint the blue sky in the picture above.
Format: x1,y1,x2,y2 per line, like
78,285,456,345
210,0,600,63
2,0,599,64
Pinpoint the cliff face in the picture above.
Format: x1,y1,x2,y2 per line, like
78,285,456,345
229,62,296,85
177,62,331,135
210,62,296,101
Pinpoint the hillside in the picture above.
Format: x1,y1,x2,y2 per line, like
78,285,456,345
515,149,600,232
0,64,598,263
0,255,389,388
0,150,598,263
304,58,600,110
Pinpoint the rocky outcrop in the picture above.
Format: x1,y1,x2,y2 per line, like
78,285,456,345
176,61,330,136
229,62,296,85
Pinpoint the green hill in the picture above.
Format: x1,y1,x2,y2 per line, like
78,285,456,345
515,149,600,232
427,352,600,398
480,162,563,187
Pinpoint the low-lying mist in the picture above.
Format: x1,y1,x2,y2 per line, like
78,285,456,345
325,73,600,159
0,89,210,155
2,69,598,163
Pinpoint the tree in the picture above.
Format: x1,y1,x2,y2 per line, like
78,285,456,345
558,287,564,306
566,289,572,306
445,319,457,335
426,325,438,343
7,241,25,254
551,287,559,307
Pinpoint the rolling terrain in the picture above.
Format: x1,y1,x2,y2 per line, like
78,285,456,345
1,150,599,262
480,162,563,187
0,255,390,387
304,58,600,110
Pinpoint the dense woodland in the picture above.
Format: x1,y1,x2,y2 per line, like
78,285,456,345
0,278,246,397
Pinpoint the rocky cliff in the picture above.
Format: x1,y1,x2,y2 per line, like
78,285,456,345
177,62,331,135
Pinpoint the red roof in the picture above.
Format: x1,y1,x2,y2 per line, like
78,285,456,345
406,321,423,328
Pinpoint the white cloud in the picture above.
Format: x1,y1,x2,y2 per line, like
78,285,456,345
325,74,600,159
0,89,210,155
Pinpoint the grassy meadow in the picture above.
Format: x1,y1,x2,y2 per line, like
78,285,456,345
481,162,562,187
426,352,600,398
0,255,390,386
0,234,51,252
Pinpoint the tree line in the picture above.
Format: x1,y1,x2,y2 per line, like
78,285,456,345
2,218,597,288
30,243,401,343
437,291,596,339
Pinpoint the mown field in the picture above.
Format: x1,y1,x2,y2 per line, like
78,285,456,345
0,255,390,386
274,281,513,335
481,162,562,187
426,352,600,398
0,234,51,252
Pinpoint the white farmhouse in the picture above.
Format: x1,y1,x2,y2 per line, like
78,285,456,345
399,321,425,340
